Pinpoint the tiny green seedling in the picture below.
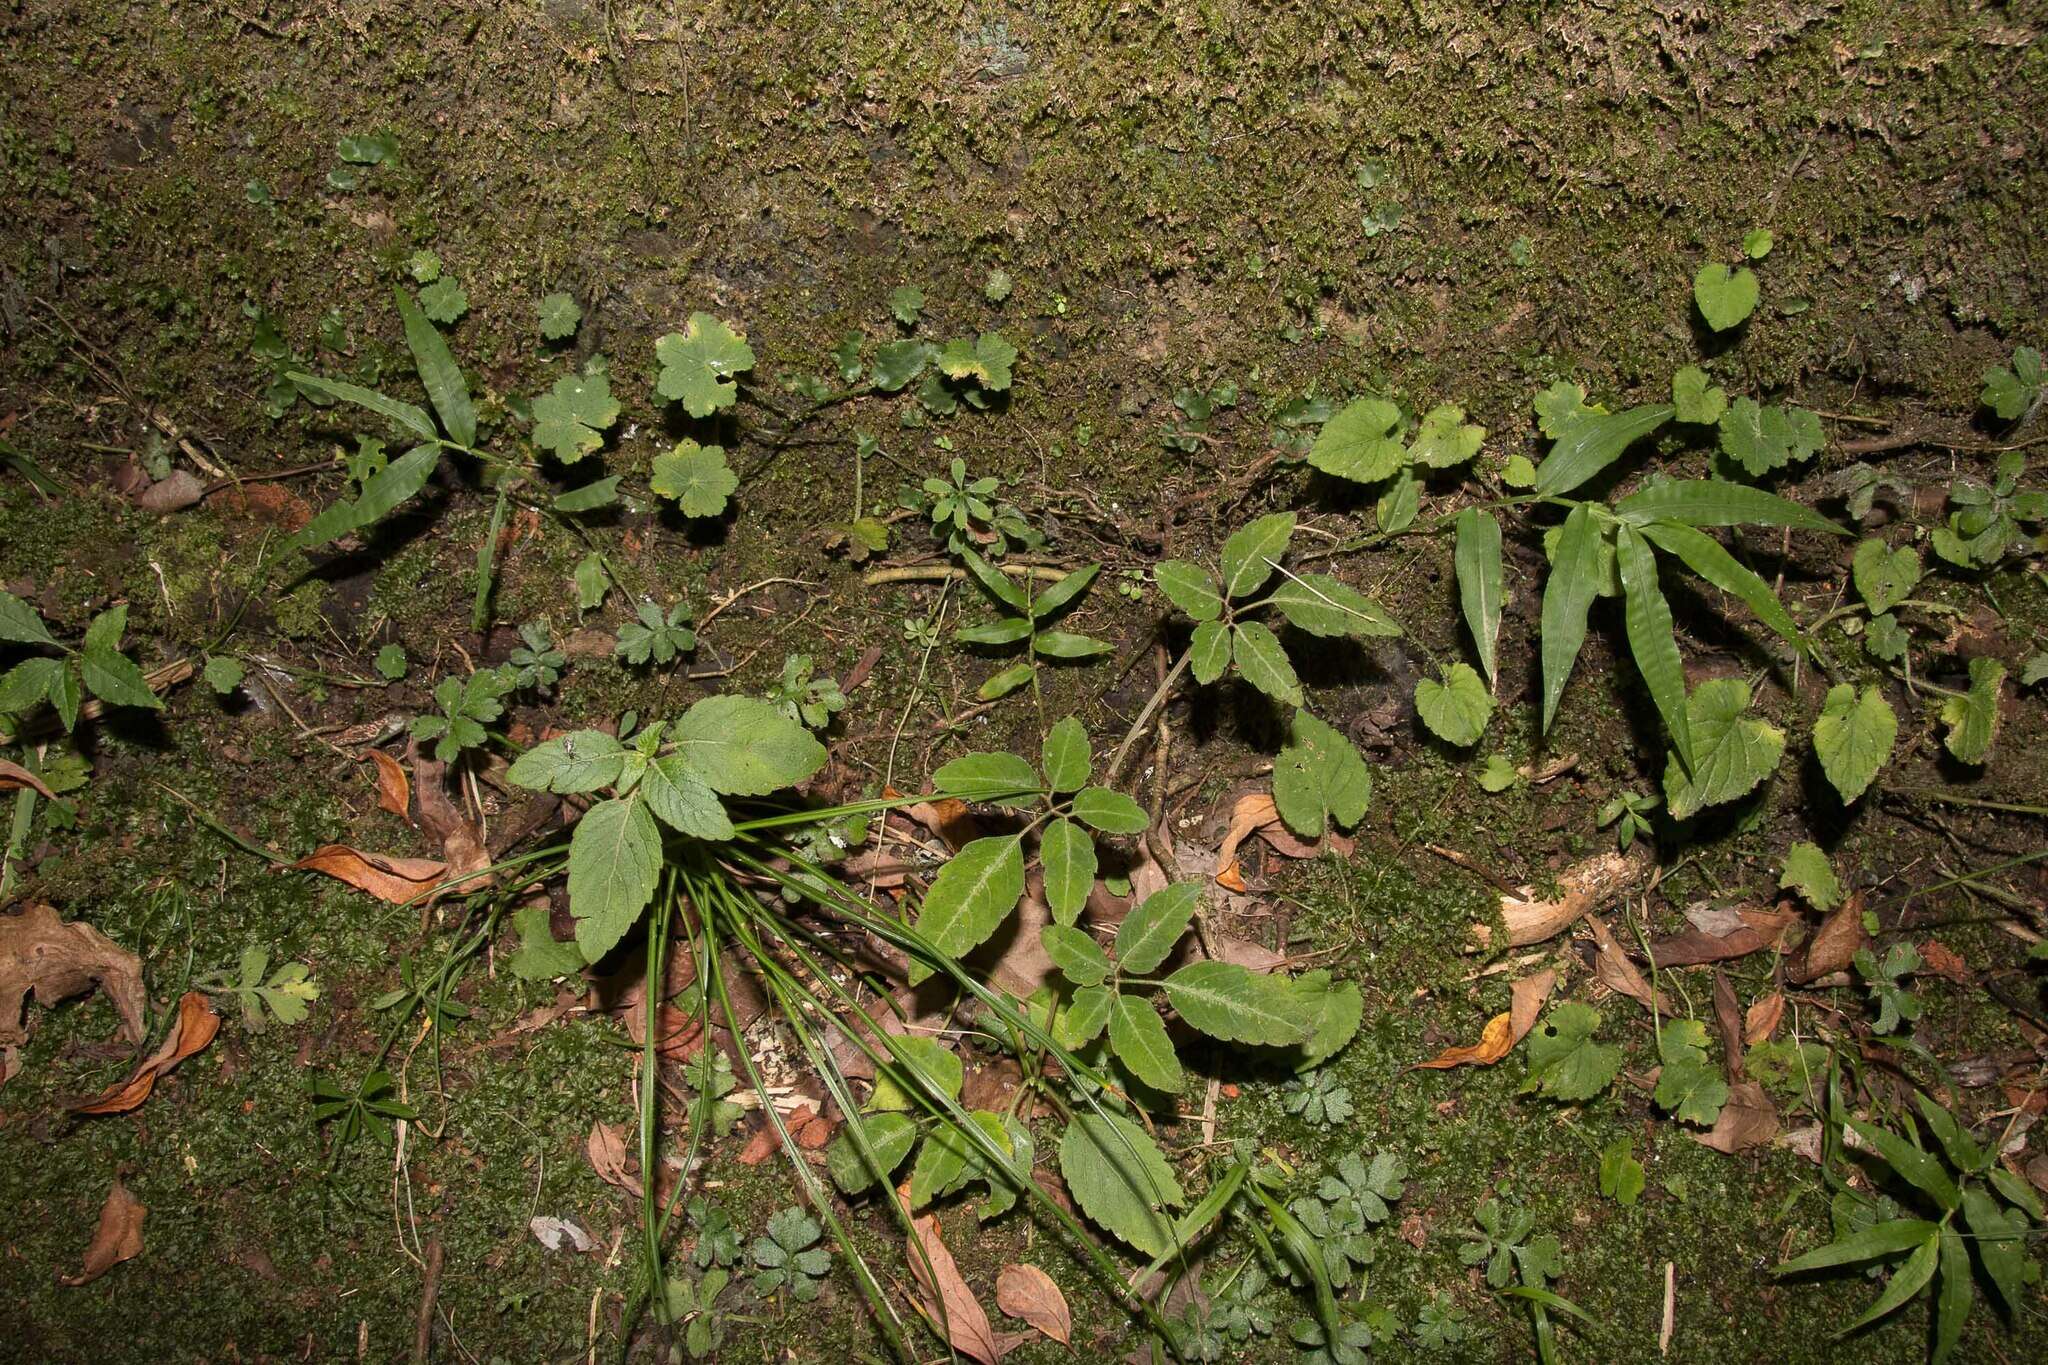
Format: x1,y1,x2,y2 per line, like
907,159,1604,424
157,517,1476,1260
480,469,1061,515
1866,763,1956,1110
198,946,319,1033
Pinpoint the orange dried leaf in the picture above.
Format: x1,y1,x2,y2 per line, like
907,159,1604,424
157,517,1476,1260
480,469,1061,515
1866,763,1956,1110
59,1176,145,1286
293,844,449,904
1416,1012,1514,1069
995,1263,1072,1346
2,902,147,1050
901,1193,1008,1365
0,758,57,800
1743,991,1785,1046
73,991,220,1114
361,750,411,819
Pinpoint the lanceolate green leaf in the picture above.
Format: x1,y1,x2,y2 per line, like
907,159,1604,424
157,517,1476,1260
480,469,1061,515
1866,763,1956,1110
298,444,440,550
1116,882,1200,974
1616,525,1692,767
1220,513,1296,599
1454,507,1503,685
1058,1110,1184,1257
1963,1186,2028,1314
1940,657,2004,765
960,548,1028,613
1109,994,1183,1092
1614,479,1840,535
1539,504,1604,733
0,591,56,646
1836,1233,1938,1338
1163,960,1312,1045
1848,1118,1959,1210
1071,785,1148,834
1189,621,1231,684
1267,574,1400,638
1534,404,1672,496
1031,563,1099,619
287,373,438,443
1230,621,1303,706
1038,818,1096,927
1933,1224,1969,1364
1041,717,1091,793
567,797,662,962
932,751,1040,804
908,834,1024,984
394,285,475,446
1636,520,1802,646
1774,1218,1940,1275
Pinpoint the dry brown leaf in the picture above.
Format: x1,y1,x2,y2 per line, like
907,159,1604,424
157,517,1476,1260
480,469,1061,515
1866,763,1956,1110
586,1121,642,1198
59,1176,146,1286
361,750,411,819
1918,939,1971,984
0,758,57,799
1712,970,1746,1081
1415,970,1555,1070
1648,905,1799,968
1482,847,1655,948
736,1122,779,1167
901,1191,1008,1365
410,743,491,886
620,1001,703,1060
2,902,148,1053
1743,991,1785,1046
293,844,449,904
995,1263,1072,1346
1694,1080,1779,1154
1211,792,1350,890
72,991,220,1114
1791,896,1867,984
1587,918,1671,1015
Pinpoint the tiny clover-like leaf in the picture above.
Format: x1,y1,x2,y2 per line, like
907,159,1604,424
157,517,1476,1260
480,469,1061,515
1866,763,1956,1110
650,440,738,518
1716,398,1822,479
1308,397,1405,483
1661,678,1784,820
1810,684,1894,808
934,333,1017,391
531,371,619,463
1653,1018,1728,1125
1693,262,1759,331
1939,656,2004,765
417,276,468,324
1523,1001,1621,1102
1779,840,1842,911
1415,663,1493,747
1863,612,1908,662
1272,708,1371,839
1671,365,1727,425
538,291,581,340
1409,403,1485,467
654,313,756,417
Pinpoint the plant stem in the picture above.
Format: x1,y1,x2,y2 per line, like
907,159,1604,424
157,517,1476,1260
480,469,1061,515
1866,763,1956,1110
1105,646,1192,783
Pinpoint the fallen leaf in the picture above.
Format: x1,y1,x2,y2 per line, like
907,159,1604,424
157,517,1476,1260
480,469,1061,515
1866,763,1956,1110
135,469,206,513
410,743,491,886
1588,917,1671,1014
995,1263,1072,1346
1712,970,1746,1081
1648,905,1798,968
1743,991,1785,1046
901,1190,1009,1365
1693,1081,1779,1154
2,902,148,1076
72,991,220,1114
529,1215,596,1253
1918,939,1970,984
737,1122,779,1167
361,750,411,819
1211,791,1351,889
1415,969,1554,1069
1791,896,1866,984
620,1001,703,1060
0,758,57,799
586,1121,642,1198
1482,847,1655,947
293,844,449,904
59,1176,145,1286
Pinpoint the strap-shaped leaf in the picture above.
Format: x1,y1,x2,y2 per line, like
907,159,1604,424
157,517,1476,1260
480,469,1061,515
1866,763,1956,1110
1616,525,1691,767
1636,520,1801,646
1454,507,1503,685
1774,1217,1938,1274
955,617,1033,646
394,285,475,446
1615,478,1841,534
1534,403,1672,496
1835,1232,1938,1338
1933,1224,1969,1363
297,444,440,550
1030,562,1099,619
1538,504,1604,733
1848,1118,1959,1210
960,547,1027,613
287,372,437,443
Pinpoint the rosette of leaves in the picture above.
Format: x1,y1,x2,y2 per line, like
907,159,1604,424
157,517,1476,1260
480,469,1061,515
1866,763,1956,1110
505,622,566,692
1930,451,2044,570
914,457,1041,556
764,653,846,730
411,667,513,762
199,946,318,1033
953,550,1110,699
0,593,163,730
614,600,696,668
749,1206,831,1302
1286,1152,1406,1290
1773,1091,2044,1360
1154,511,1401,712
653,313,755,418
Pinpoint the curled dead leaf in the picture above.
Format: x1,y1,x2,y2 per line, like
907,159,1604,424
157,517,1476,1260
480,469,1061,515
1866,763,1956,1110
900,1189,1010,1365
59,1176,145,1286
1693,1080,1779,1154
360,749,411,819
995,1263,1072,1346
1790,895,1867,984
410,743,491,886
0,758,57,800
3,903,148,1058
1480,846,1655,948
72,991,219,1114
1647,904,1798,968
293,844,449,904
1212,791,1350,890
586,1121,642,1198
1415,969,1555,1069
1743,991,1785,1046
1588,917,1671,1015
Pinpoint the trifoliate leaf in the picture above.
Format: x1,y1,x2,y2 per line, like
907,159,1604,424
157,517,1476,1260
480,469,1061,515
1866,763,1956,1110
1523,1002,1621,1102
567,797,662,962
1268,574,1400,638
1779,841,1842,911
1671,366,1727,425
1940,657,2004,765
1308,398,1405,484
1716,399,1822,478
1662,678,1784,819
538,292,582,340
1693,263,1759,331
650,440,738,518
1851,538,1920,614
909,834,1025,984
1814,684,1896,805
671,695,828,795
935,333,1017,391
1979,347,2042,421
654,313,755,417
417,276,468,324
1273,709,1371,838
1409,403,1485,467
1415,664,1493,747
1164,960,1313,1045
530,372,619,463
1058,1111,1183,1257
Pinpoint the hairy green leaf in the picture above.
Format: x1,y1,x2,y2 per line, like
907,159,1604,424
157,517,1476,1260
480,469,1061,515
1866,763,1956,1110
650,440,737,518
1041,924,1112,987
670,695,828,795
654,314,755,417
1230,620,1303,706
1116,882,1200,974
1939,657,2003,765
1189,621,1231,684
1038,817,1096,927
1693,263,1759,331
567,797,662,962
1273,709,1371,839
1220,513,1296,599
1154,560,1222,622
508,729,626,793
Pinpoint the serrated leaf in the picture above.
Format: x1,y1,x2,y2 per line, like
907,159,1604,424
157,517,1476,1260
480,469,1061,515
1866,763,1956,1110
1533,381,1603,438
1059,1111,1183,1257
1599,1139,1645,1205
1671,366,1727,425
417,277,468,324
1616,525,1691,766
1273,709,1370,838
650,440,737,518
869,1035,964,1112
1154,560,1222,622
1041,717,1091,793
1939,657,2003,765
909,835,1025,984
1615,479,1840,535
1109,993,1183,1092
1189,621,1231,684
1409,403,1485,467
1230,621,1303,706
1779,841,1841,911
1636,520,1803,646
538,292,582,340
1852,538,1920,615
870,338,932,392
935,333,1018,391
0,591,55,646
1662,678,1784,819
1454,508,1503,684
932,751,1039,804
1220,513,1296,599
1058,984,1114,1047
508,729,626,793
654,313,755,417
1534,404,1672,496
641,756,735,841
1523,1002,1621,1101
1717,399,1823,479
1288,970,1362,1071
1539,504,1603,732
1039,818,1096,927
1163,960,1311,1045
1693,263,1760,331
394,286,475,447
1415,664,1492,747
1308,398,1405,483
1116,882,1200,974
1654,1020,1727,1124
77,608,161,710
826,1112,916,1194
567,797,662,962
530,371,620,463
1268,574,1400,638
1071,785,1148,834
670,695,828,795
1041,925,1112,987
509,904,586,982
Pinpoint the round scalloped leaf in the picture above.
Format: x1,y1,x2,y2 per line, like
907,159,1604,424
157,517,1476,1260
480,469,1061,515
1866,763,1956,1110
654,313,755,417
